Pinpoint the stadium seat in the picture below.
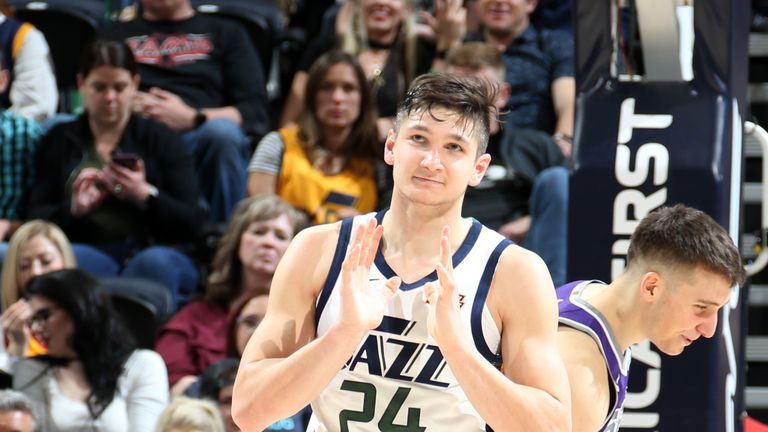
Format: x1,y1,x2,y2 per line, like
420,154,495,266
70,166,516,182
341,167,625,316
191,0,284,100
101,277,172,349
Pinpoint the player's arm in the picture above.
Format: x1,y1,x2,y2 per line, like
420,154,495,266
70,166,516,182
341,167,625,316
557,326,612,432
425,229,571,431
232,219,399,431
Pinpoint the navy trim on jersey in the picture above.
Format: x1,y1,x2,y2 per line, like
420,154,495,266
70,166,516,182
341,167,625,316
315,218,354,327
373,217,483,291
472,238,512,365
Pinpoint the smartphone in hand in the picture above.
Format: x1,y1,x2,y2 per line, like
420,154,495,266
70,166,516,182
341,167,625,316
111,152,141,171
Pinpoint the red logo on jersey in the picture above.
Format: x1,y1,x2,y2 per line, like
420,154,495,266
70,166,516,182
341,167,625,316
126,33,213,68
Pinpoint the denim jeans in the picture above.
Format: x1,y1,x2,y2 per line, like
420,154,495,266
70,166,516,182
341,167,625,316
182,119,249,223
525,166,569,286
73,244,200,315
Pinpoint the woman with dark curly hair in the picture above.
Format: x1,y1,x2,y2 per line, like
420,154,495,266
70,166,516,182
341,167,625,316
12,269,168,431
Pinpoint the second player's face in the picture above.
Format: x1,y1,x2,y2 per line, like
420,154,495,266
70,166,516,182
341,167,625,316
648,266,733,356
385,107,490,207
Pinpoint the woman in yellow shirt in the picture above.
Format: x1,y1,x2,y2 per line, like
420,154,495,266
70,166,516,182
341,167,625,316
247,50,380,224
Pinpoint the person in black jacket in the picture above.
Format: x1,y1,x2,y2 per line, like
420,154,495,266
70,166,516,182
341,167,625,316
101,0,270,223
26,40,203,312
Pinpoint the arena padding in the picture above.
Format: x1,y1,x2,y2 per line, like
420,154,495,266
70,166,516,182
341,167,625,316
568,0,749,430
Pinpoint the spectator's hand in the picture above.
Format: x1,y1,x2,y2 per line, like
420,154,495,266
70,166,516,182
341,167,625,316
0,219,11,241
171,375,199,397
142,87,197,132
71,168,108,217
133,91,154,114
338,218,401,335
103,158,151,204
1,299,31,357
499,215,531,244
423,225,467,348
552,134,573,159
420,0,467,51
335,1,355,36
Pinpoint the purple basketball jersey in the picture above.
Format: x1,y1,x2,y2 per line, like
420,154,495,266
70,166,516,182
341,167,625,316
557,281,632,432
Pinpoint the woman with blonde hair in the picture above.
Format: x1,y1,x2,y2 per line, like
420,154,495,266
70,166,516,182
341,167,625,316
280,0,462,139
155,397,224,432
0,220,76,363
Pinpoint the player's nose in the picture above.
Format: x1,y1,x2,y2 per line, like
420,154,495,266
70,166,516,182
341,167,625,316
698,313,719,339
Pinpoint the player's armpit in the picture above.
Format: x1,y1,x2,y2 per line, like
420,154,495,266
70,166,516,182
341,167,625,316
557,326,612,432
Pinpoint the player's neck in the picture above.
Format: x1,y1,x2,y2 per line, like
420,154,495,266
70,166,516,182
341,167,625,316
585,280,648,352
381,200,470,263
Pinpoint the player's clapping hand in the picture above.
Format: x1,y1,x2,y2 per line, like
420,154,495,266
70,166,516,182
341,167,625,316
424,225,468,349
339,218,401,335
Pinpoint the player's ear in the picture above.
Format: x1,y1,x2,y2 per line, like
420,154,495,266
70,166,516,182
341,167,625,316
639,271,662,302
468,153,491,187
384,129,396,166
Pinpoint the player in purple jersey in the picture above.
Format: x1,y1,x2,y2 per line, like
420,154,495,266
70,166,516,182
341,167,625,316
556,204,745,431
231,73,571,431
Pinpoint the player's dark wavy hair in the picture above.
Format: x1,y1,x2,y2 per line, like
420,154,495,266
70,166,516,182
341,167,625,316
395,72,497,156
78,39,137,78
627,204,746,286
23,269,136,419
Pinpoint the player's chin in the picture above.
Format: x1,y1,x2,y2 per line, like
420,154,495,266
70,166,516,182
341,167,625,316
656,342,686,356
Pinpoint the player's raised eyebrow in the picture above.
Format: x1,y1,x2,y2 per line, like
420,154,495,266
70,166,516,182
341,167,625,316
405,124,470,145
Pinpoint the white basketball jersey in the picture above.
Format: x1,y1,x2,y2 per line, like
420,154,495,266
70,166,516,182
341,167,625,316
309,212,513,431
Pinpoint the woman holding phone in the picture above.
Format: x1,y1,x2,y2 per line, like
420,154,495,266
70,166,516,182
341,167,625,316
27,40,203,312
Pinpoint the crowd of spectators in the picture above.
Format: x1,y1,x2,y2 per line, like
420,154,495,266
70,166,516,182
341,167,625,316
0,0,575,430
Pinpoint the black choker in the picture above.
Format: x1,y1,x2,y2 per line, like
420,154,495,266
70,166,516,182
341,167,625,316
368,39,395,50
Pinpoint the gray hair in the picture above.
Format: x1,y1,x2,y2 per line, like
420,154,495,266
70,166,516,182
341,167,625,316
0,390,39,431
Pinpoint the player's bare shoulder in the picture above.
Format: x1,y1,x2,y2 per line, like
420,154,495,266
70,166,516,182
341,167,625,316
557,326,612,431
485,244,558,330
493,245,556,300
274,221,346,298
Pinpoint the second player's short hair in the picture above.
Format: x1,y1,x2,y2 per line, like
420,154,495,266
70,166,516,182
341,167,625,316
395,73,497,155
626,204,746,286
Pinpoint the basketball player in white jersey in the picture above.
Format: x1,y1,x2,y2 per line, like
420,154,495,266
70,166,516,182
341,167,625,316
557,205,745,431
232,73,571,431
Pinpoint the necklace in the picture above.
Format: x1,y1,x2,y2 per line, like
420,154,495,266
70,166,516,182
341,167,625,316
360,48,389,90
